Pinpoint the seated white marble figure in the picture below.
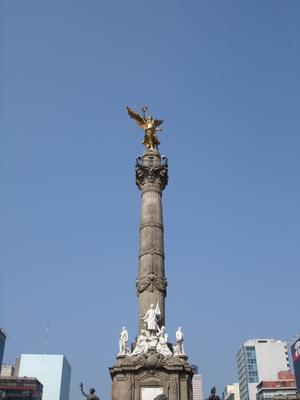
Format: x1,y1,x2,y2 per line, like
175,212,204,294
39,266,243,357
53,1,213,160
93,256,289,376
130,330,149,356
156,326,172,357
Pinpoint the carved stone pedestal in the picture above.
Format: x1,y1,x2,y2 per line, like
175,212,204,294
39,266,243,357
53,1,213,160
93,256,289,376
110,353,193,400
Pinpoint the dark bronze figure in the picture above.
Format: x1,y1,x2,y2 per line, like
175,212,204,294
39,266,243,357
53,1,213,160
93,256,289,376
209,387,221,400
79,382,99,400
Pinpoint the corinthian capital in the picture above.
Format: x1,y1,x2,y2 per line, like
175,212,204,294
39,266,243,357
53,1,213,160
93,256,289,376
135,156,168,191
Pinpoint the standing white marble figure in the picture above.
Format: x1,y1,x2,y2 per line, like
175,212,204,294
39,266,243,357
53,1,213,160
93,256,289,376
142,302,161,334
118,327,129,356
156,326,172,357
173,327,185,356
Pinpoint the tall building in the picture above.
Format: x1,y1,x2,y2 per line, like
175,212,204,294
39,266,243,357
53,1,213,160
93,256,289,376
18,354,71,400
192,373,204,400
237,339,290,400
1,358,20,377
291,335,300,391
0,376,43,400
223,383,240,400
109,107,194,400
0,364,15,377
0,328,7,374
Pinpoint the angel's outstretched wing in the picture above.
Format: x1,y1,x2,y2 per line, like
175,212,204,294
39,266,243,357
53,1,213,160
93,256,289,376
154,119,164,127
127,106,145,127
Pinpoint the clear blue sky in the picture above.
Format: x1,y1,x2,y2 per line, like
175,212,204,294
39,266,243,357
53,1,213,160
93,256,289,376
1,1,299,399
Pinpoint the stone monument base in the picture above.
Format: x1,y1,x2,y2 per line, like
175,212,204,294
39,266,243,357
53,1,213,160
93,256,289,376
110,351,193,400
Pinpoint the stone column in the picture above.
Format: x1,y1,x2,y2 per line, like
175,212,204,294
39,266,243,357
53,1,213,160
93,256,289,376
135,149,168,332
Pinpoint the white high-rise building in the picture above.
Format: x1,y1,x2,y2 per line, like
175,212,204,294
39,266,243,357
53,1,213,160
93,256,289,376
18,354,71,400
0,364,15,377
223,383,240,400
192,374,203,400
237,339,290,400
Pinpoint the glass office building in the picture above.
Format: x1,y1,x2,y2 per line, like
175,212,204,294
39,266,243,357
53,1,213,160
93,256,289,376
0,328,7,373
18,354,71,400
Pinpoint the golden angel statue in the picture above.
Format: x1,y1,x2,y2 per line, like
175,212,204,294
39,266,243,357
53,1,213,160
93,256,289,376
127,106,164,150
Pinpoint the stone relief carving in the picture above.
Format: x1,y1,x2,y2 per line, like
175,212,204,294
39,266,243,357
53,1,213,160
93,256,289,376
138,351,165,370
136,273,167,295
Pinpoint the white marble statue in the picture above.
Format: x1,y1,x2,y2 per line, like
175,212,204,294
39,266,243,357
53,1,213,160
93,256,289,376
156,326,172,357
148,334,159,350
130,330,149,356
142,302,161,335
173,326,185,356
118,326,130,356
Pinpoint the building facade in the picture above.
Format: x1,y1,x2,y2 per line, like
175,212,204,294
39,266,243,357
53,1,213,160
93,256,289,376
192,374,203,400
0,364,15,377
237,339,290,400
223,383,240,400
18,354,71,400
0,376,43,400
291,335,300,391
256,371,297,400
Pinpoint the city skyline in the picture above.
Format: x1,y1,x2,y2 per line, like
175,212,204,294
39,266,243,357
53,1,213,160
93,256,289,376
1,2,300,400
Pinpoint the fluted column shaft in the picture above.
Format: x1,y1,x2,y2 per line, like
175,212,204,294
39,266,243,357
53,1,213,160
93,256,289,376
135,150,168,332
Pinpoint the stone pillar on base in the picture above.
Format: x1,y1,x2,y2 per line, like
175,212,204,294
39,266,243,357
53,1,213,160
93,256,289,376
110,147,194,400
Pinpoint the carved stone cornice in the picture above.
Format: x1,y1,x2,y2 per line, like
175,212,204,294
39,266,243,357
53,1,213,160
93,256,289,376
136,273,168,295
135,157,168,191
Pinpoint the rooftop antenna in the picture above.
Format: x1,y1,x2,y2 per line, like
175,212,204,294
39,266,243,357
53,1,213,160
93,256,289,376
42,321,49,354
